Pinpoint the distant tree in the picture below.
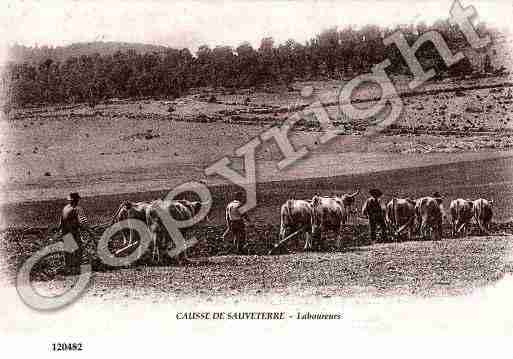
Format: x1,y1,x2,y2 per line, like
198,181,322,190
2,20,504,108
236,42,258,87
258,37,274,53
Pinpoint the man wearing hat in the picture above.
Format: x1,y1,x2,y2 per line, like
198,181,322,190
222,191,252,254
362,188,388,243
57,192,97,272
432,191,446,221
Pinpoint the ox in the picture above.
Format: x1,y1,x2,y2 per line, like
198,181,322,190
415,196,444,241
472,198,493,235
449,198,474,238
145,199,208,264
279,199,314,250
311,194,354,249
111,200,152,246
337,190,360,224
385,198,416,241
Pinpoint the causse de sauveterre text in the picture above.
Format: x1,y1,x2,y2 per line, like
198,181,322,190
176,312,343,320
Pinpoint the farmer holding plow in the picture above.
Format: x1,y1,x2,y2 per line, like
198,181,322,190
362,188,388,243
57,192,98,273
222,191,252,254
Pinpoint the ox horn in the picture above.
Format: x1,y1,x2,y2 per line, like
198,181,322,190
347,189,360,198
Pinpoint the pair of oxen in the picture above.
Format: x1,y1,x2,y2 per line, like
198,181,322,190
384,197,493,240
279,193,494,250
110,199,207,263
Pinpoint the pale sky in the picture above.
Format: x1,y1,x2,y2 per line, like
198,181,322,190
1,0,512,52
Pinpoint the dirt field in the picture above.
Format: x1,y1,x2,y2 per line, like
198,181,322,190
2,75,513,207
2,156,513,299
1,76,513,301
12,236,511,302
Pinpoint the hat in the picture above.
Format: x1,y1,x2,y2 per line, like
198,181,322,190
369,188,383,198
67,192,81,201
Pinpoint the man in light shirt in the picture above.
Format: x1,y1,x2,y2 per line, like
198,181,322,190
57,192,97,273
222,191,251,254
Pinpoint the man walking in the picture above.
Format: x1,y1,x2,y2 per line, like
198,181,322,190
362,188,388,243
57,192,97,273
222,191,251,254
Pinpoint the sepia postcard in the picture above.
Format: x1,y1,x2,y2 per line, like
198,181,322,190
1,0,512,356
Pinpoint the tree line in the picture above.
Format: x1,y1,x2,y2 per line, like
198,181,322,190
3,20,499,108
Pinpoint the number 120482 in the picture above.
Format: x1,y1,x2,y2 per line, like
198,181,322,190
51,343,83,352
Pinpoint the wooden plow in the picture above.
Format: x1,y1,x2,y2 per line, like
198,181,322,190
268,226,306,255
